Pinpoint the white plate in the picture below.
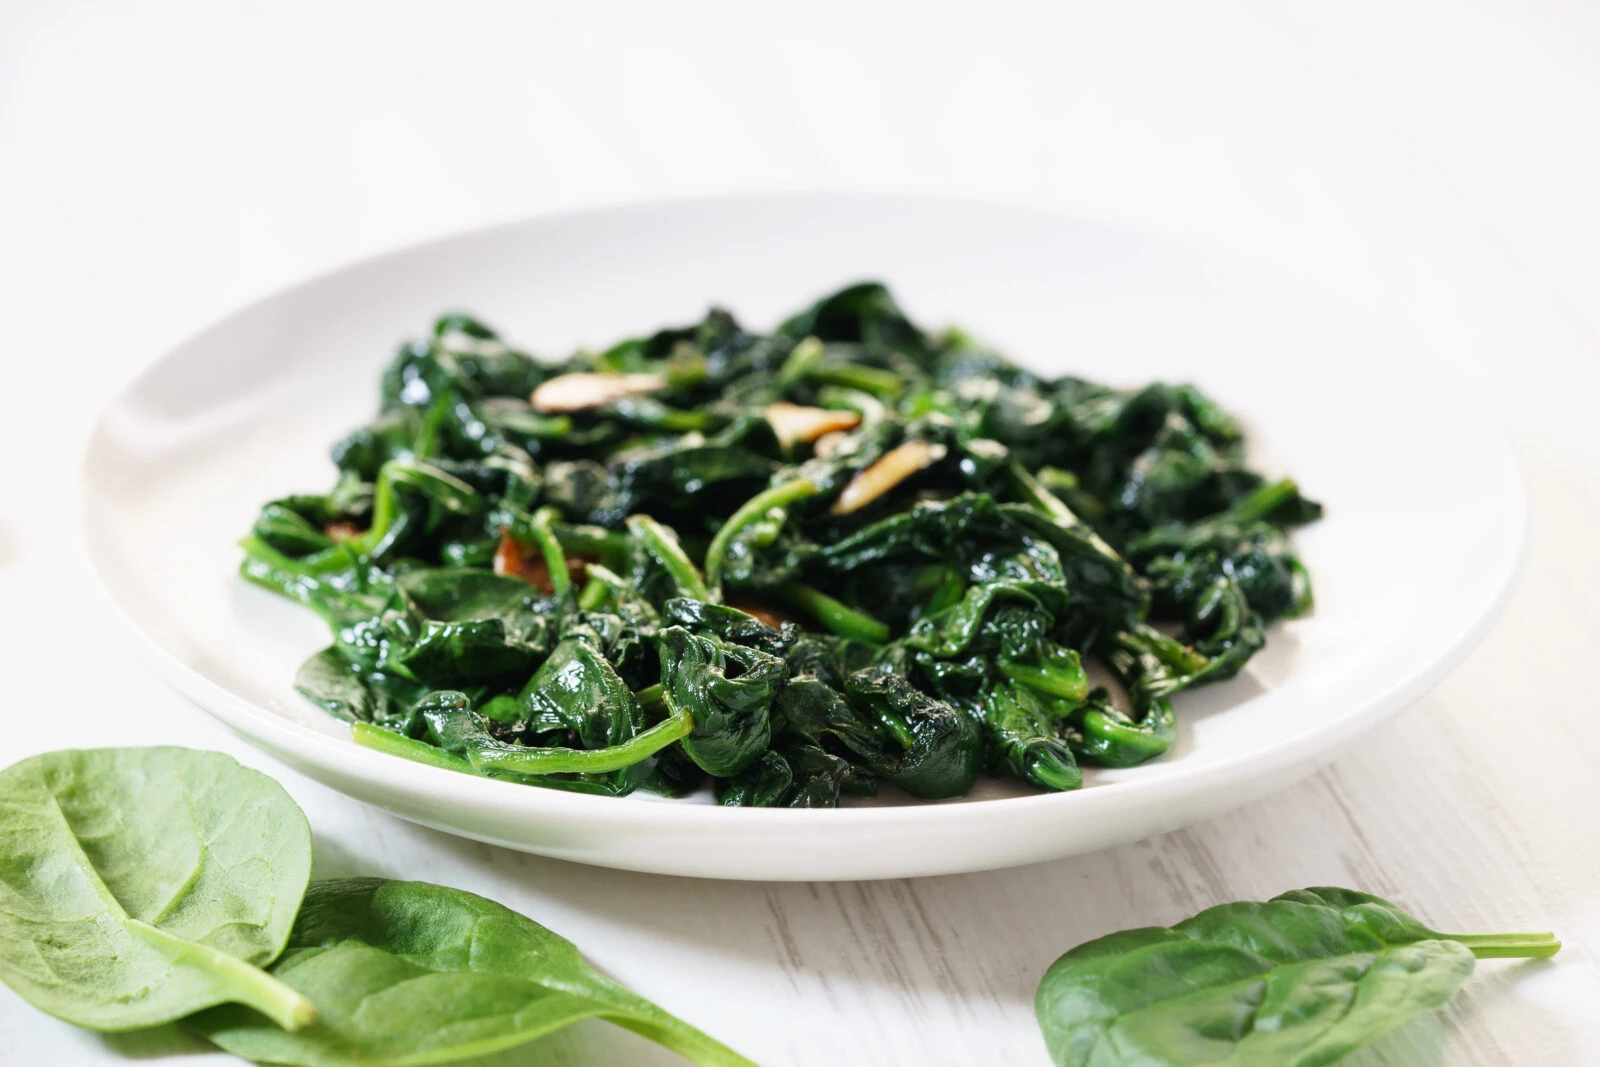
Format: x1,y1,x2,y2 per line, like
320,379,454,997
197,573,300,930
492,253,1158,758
80,193,1524,880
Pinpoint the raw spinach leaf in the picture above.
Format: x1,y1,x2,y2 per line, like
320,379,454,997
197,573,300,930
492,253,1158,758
1035,886,1559,1067
0,747,315,1032
191,878,754,1066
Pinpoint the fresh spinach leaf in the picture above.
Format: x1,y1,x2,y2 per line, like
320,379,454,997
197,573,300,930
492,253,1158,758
0,747,315,1032
1035,886,1559,1067
191,878,754,1067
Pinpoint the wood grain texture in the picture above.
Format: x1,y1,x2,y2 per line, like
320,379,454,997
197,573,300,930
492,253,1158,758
2,1,1598,1064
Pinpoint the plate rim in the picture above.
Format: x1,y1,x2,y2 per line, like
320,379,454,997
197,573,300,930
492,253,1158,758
75,189,1530,835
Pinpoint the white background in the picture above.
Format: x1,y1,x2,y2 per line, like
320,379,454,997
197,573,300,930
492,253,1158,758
3,2,1600,1064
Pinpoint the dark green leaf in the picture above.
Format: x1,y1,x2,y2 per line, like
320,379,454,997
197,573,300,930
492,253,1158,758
1035,887,1559,1067
661,626,785,777
190,878,753,1067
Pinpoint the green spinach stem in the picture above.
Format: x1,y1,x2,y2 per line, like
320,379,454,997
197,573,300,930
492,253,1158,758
529,507,571,596
554,524,631,566
578,562,631,612
352,724,474,772
775,335,824,390
807,363,902,397
129,919,316,1031
577,576,611,611
1119,623,1210,675
469,710,693,775
779,582,890,643
1008,461,1086,528
610,1009,759,1067
1443,931,1562,959
626,515,710,601
354,713,693,778
704,478,818,594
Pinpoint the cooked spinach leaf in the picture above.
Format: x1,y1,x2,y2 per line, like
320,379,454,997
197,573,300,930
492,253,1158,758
191,878,754,1066
245,283,1319,803
0,748,315,1032
1035,887,1559,1066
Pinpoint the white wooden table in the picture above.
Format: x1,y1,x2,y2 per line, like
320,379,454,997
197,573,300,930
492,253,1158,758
3,3,1599,1064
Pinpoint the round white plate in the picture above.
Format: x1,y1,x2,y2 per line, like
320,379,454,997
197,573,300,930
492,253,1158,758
81,193,1524,881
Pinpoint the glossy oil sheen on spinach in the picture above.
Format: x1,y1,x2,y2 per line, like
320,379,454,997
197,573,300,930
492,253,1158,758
1034,886,1560,1066
0,747,316,1031
191,877,755,1066
243,282,1320,804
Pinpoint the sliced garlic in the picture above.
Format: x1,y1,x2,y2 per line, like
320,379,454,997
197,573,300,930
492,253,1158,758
765,402,862,448
812,431,851,459
530,372,667,413
829,440,948,515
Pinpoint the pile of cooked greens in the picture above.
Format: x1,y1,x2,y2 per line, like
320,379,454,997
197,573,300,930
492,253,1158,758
241,282,1320,805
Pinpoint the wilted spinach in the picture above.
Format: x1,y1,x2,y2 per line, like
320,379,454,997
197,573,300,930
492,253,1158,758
1034,886,1560,1066
0,748,316,1032
244,282,1319,804
191,878,754,1067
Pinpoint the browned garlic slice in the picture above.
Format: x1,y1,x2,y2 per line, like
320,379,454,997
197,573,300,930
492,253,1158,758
764,402,862,448
812,431,852,459
829,440,948,515
530,372,667,413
